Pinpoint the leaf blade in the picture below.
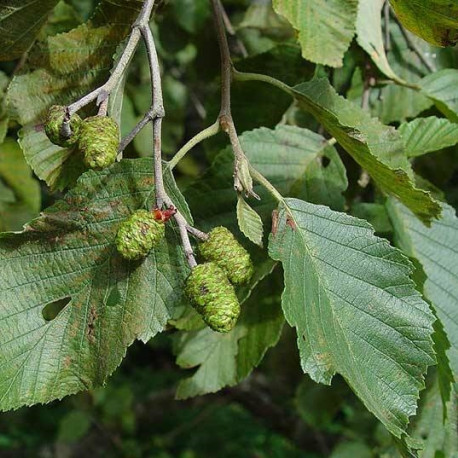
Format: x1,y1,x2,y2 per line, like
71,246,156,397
272,0,358,67
399,117,458,157
390,0,458,47
387,199,458,379
291,78,441,224
0,0,60,61
420,69,458,121
236,196,264,247
269,198,436,438
0,158,188,410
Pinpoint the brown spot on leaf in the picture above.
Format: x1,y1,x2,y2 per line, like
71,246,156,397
286,216,297,230
271,210,279,236
87,306,97,344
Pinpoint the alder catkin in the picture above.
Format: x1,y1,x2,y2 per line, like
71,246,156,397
78,116,119,169
199,226,254,285
44,105,81,147
185,262,240,333
116,210,165,260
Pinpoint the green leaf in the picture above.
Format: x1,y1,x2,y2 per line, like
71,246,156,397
0,0,60,61
368,23,434,124
387,199,458,379
175,275,284,399
389,0,458,47
291,78,441,224
236,195,264,247
431,317,454,416
0,158,189,411
272,0,358,67
185,125,348,232
268,198,436,439
18,125,86,192
410,375,458,458
356,0,402,83
351,203,393,234
171,0,209,34
354,8,435,123
175,326,246,399
420,69,458,121
399,117,458,157
7,1,144,189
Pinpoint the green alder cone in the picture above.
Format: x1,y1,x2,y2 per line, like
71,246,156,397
78,116,120,169
44,105,81,147
116,210,165,260
185,262,241,333
199,226,254,285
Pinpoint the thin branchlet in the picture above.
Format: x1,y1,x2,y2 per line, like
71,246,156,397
140,17,197,268
210,0,256,198
66,0,156,118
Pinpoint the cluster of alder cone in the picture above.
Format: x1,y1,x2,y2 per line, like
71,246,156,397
44,106,253,333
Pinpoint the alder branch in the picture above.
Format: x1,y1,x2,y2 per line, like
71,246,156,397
67,0,156,116
140,21,197,268
211,0,258,198
168,121,220,170
217,0,248,57
186,225,209,241
118,108,156,156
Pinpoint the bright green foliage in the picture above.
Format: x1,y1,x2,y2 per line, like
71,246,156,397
199,227,254,285
18,124,87,192
185,263,240,333
78,116,119,169
272,0,358,67
8,0,143,187
0,0,60,61
387,200,458,378
356,0,401,83
364,20,434,124
44,105,81,147
236,195,264,247
0,159,188,411
186,125,348,234
399,117,458,157
116,210,165,261
176,274,284,398
390,0,458,47
176,326,246,397
0,0,457,453
420,70,458,121
269,198,436,438
291,78,441,224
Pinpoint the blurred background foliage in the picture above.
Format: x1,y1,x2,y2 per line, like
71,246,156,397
0,0,457,456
